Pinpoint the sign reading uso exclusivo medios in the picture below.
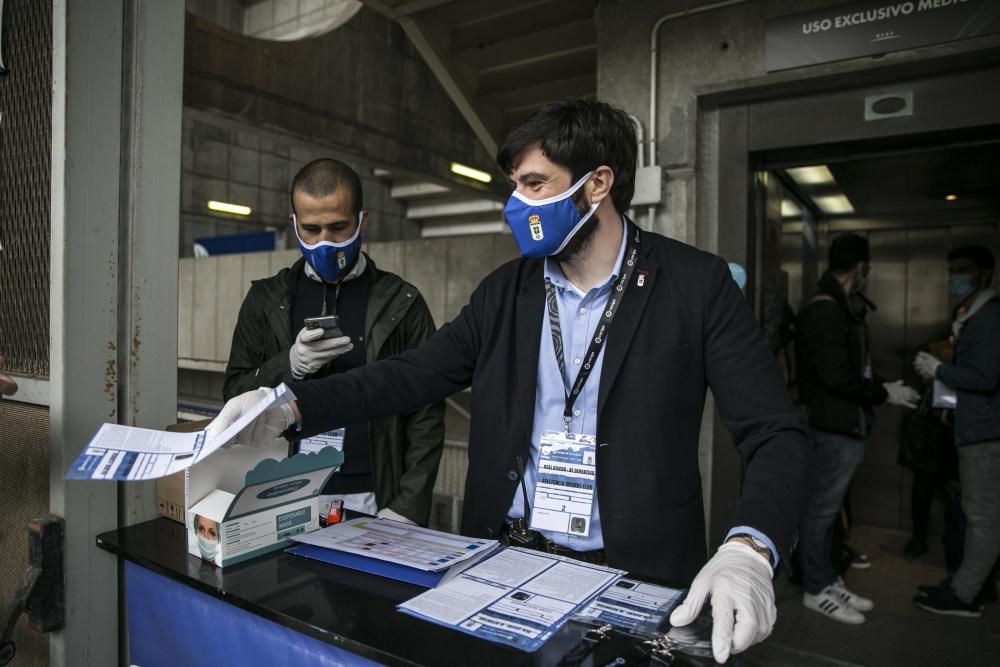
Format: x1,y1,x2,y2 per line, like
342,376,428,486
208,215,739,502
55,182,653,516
766,0,1000,71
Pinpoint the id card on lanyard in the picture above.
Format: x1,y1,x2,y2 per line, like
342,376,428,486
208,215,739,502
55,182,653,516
528,225,639,538
299,428,346,455
532,431,598,536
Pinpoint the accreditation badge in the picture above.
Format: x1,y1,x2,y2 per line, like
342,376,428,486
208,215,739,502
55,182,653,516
299,427,346,455
529,430,597,537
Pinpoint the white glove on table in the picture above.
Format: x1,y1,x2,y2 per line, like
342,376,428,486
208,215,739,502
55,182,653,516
289,326,353,380
882,379,920,409
669,541,776,664
913,351,942,381
205,387,296,448
376,507,416,525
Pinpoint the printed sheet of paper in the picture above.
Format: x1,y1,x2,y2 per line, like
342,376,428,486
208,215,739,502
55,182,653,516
290,517,497,572
398,547,624,652
65,384,294,481
932,378,957,409
299,428,345,454
574,577,685,637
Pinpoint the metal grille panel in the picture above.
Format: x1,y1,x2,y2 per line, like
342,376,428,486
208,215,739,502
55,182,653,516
0,0,53,378
0,400,50,666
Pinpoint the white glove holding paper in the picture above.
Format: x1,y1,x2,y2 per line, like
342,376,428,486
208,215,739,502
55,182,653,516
913,351,943,381
376,507,417,525
205,387,295,448
882,379,920,409
289,326,353,380
669,541,776,664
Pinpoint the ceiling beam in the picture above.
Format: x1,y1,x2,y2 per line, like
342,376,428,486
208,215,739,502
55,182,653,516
407,199,503,219
392,0,457,18
390,182,451,199
454,18,595,72
481,73,595,116
395,14,501,156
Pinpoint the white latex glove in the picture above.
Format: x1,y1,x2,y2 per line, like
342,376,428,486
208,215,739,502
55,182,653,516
883,379,920,409
376,507,416,525
289,326,353,380
204,387,295,448
913,351,942,381
669,541,776,664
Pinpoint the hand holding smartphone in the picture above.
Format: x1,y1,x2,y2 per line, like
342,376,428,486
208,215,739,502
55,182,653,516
303,315,344,340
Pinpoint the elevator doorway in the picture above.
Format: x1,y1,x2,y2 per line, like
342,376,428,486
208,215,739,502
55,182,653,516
753,135,1000,533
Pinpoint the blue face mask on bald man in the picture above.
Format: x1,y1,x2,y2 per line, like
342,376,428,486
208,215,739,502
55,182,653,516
292,212,365,283
503,172,599,258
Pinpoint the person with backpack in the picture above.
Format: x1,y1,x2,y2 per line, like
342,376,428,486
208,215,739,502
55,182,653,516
795,233,920,624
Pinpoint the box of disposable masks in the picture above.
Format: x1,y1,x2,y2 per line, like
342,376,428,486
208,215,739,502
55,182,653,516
186,442,343,567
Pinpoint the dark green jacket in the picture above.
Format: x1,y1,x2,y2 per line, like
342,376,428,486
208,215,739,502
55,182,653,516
795,272,887,438
223,255,445,524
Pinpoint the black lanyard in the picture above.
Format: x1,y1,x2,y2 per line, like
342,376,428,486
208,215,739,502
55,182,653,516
544,225,640,430
320,282,341,317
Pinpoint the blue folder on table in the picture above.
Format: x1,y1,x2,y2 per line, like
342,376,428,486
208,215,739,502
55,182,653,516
286,544,447,588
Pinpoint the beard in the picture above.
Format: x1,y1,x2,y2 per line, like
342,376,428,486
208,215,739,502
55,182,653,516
553,192,600,264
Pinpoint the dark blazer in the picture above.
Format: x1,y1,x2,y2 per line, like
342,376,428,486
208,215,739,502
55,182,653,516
939,297,1000,446
290,221,812,582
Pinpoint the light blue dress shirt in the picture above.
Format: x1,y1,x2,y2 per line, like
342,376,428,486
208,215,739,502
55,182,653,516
506,217,779,568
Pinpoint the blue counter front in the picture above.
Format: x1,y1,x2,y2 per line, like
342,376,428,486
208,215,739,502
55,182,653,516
98,518,721,666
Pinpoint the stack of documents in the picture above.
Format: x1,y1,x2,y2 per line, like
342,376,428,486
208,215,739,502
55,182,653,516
398,547,625,652
287,518,501,587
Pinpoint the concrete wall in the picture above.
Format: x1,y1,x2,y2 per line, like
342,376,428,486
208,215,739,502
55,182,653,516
180,107,415,256
597,0,805,243
177,235,519,376
183,9,502,196
595,0,1000,542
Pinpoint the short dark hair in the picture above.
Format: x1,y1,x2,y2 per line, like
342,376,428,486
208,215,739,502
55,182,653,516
828,233,870,273
290,158,363,216
496,98,637,214
947,244,995,272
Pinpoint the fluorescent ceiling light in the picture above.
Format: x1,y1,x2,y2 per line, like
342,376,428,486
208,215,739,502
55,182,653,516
812,194,854,215
787,165,835,186
945,194,958,201
781,199,802,218
207,200,252,216
450,162,492,184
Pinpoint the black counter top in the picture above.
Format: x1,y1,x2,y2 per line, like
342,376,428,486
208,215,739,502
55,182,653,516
97,518,719,666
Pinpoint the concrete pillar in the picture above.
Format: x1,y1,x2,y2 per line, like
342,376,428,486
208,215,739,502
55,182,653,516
49,1,183,663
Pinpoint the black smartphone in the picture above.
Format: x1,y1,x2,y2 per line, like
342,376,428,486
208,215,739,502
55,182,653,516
303,315,344,339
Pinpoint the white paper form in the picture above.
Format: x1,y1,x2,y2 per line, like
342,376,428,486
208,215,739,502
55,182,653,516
398,547,624,652
66,384,295,481
575,578,685,637
290,517,498,572
932,379,958,409
299,428,345,454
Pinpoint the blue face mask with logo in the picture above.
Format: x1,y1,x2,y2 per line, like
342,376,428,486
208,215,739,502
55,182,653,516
503,172,599,258
292,213,364,283
949,274,976,298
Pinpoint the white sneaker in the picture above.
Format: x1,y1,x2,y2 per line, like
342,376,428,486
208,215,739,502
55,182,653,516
833,577,875,612
803,587,866,624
